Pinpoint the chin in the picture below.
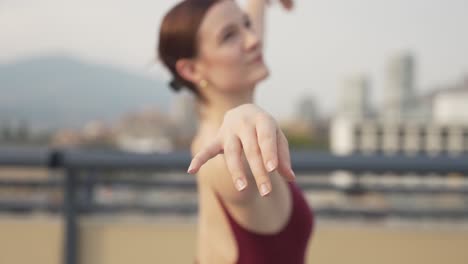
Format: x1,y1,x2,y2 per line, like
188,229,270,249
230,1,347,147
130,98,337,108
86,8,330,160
252,65,270,85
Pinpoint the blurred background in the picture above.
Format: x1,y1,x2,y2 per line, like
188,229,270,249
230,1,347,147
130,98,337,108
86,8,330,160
1,0,468,263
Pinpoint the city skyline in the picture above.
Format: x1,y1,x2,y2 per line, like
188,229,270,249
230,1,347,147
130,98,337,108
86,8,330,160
1,0,467,119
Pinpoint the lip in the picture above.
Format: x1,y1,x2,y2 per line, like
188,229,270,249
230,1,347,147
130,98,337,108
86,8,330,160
251,54,263,64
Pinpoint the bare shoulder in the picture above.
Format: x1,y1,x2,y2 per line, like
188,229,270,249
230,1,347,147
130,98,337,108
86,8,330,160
191,130,257,206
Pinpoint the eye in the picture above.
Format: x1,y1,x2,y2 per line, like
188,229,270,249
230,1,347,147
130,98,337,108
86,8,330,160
222,29,237,42
244,17,252,29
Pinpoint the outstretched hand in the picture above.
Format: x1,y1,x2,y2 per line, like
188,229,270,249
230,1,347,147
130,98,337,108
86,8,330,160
279,0,293,10
187,104,296,197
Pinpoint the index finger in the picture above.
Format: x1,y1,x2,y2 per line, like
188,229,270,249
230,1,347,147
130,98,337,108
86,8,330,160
188,137,223,174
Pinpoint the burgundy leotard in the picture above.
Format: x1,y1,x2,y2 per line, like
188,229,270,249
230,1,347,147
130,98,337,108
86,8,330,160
196,181,314,263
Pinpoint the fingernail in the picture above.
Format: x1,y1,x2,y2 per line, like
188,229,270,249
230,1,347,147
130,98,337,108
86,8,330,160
290,169,296,179
187,164,195,174
266,161,276,172
235,178,247,191
260,183,270,196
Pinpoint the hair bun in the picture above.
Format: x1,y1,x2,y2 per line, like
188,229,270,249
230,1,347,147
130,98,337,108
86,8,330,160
169,79,183,92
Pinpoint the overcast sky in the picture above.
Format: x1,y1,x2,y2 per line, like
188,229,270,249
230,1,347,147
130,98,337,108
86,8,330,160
1,0,467,119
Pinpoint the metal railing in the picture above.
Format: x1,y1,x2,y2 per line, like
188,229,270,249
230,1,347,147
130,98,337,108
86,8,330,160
1,147,468,264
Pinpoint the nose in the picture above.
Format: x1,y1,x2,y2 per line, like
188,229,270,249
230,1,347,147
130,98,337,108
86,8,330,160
244,29,261,52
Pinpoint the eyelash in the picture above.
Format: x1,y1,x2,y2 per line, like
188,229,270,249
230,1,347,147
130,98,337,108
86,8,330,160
222,19,252,43
244,18,251,29
223,30,236,42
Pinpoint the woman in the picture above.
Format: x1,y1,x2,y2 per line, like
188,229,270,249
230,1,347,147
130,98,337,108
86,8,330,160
157,0,314,263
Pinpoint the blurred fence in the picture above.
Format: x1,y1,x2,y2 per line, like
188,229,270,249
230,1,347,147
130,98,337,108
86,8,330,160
0,147,468,264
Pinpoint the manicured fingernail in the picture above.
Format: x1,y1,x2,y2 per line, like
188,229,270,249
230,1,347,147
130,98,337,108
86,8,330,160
290,169,296,179
266,161,276,172
235,178,247,191
260,183,270,196
187,165,195,174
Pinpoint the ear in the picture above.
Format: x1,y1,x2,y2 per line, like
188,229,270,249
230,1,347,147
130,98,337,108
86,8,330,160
175,59,201,85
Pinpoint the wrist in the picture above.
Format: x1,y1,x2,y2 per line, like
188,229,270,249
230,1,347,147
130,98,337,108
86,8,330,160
252,0,271,5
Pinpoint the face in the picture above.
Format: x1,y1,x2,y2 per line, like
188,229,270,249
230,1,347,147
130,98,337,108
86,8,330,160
194,0,269,93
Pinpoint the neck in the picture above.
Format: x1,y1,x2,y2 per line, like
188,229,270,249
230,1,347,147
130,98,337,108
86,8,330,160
198,89,255,129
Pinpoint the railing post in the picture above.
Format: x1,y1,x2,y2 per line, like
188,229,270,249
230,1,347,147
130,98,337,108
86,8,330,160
82,172,95,213
63,169,79,264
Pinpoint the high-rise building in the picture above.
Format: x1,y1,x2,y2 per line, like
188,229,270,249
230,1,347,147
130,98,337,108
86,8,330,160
296,96,318,123
338,74,370,120
383,53,415,120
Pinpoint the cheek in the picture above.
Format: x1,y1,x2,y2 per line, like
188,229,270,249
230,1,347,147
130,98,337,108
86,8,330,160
204,47,245,87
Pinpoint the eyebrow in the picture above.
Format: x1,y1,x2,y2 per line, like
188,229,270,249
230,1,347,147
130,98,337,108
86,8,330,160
217,14,250,41
218,23,236,40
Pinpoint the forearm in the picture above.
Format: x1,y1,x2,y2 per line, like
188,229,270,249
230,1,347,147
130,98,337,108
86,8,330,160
245,0,269,43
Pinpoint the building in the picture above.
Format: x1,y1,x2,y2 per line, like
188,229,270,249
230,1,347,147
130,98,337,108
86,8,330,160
338,74,370,120
332,51,468,156
432,78,468,124
331,77,468,155
113,108,175,153
296,95,318,123
331,119,468,156
383,53,415,121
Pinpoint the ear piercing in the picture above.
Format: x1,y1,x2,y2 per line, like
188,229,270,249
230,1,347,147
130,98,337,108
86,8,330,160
199,79,208,88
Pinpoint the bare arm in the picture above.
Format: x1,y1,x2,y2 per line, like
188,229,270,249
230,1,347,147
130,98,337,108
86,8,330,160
244,0,294,43
244,0,268,42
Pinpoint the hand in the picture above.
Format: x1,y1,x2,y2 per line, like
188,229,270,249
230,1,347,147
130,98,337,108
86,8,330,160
187,104,296,196
279,0,293,10
267,0,294,10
